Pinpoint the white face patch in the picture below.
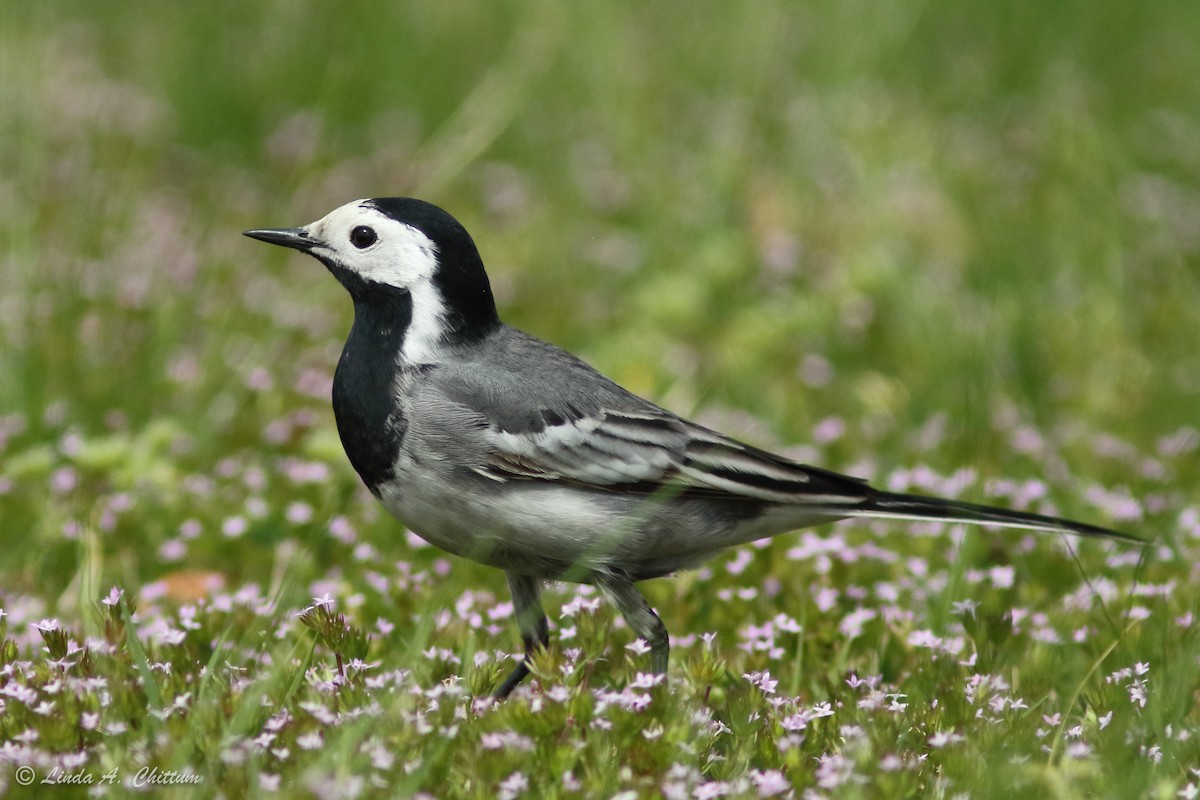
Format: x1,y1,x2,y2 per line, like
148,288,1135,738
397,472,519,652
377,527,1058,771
304,199,440,290
305,199,451,364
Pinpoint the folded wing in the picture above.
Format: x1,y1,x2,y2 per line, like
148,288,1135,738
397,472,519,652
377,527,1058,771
479,405,871,506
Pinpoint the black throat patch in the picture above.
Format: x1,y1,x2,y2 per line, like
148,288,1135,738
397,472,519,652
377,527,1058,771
332,285,412,492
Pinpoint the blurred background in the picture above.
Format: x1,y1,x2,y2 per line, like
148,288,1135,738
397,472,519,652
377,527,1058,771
2,3,1199,796
1,1,1196,609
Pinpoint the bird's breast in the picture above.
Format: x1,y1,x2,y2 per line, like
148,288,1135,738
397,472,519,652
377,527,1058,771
331,296,420,491
332,360,408,492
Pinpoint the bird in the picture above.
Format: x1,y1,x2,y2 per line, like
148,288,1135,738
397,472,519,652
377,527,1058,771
245,197,1140,698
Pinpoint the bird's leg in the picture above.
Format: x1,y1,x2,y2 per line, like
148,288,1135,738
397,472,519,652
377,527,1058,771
495,571,549,699
595,572,669,675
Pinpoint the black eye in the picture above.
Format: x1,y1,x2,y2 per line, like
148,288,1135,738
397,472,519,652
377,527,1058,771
350,226,377,249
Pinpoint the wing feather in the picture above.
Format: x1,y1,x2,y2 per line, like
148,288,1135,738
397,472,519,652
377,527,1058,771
482,407,870,505
427,327,870,506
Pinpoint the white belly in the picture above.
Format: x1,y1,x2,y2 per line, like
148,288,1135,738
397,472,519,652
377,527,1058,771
374,461,843,580
375,473,632,574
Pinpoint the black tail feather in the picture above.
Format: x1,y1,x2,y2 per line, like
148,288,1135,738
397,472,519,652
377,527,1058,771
853,490,1145,544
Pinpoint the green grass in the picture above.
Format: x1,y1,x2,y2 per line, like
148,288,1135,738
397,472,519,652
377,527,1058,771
2,1,1199,797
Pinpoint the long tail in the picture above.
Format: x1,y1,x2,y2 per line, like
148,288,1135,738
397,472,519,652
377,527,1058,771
848,490,1145,544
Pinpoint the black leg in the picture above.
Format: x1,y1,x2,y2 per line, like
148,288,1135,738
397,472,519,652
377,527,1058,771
495,571,549,698
594,572,669,674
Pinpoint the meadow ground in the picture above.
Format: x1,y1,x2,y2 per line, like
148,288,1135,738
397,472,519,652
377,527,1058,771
2,2,1199,798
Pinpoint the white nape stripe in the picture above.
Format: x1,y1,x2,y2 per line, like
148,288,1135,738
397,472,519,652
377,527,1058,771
401,278,453,364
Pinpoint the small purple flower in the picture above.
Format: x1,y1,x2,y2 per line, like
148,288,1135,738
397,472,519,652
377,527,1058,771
928,730,965,748
498,771,529,800
50,467,78,494
846,673,877,690
799,353,833,387
810,702,835,718
369,745,394,771
694,781,731,799
749,769,790,797
812,586,839,612
296,731,323,750
244,367,274,392
560,595,602,618
814,753,857,789
839,607,877,639
631,672,665,689
725,548,752,575
626,639,652,656
1129,680,1148,708
1126,606,1152,622
285,502,314,525
328,516,357,544
812,416,846,445
950,599,978,619
159,538,187,561
744,671,779,695
222,515,249,538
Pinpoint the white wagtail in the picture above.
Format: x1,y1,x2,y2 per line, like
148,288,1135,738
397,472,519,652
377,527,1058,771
245,198,1138,697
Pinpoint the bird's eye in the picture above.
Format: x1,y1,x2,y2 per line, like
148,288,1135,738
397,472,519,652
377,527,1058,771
350,226,377,249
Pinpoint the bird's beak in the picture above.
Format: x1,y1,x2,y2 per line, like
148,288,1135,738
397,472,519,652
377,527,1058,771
243,227,315,252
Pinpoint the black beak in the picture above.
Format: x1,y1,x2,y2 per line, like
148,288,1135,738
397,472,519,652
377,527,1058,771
243,227,315,251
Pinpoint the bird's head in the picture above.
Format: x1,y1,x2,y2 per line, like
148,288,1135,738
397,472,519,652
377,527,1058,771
245,198,500,357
